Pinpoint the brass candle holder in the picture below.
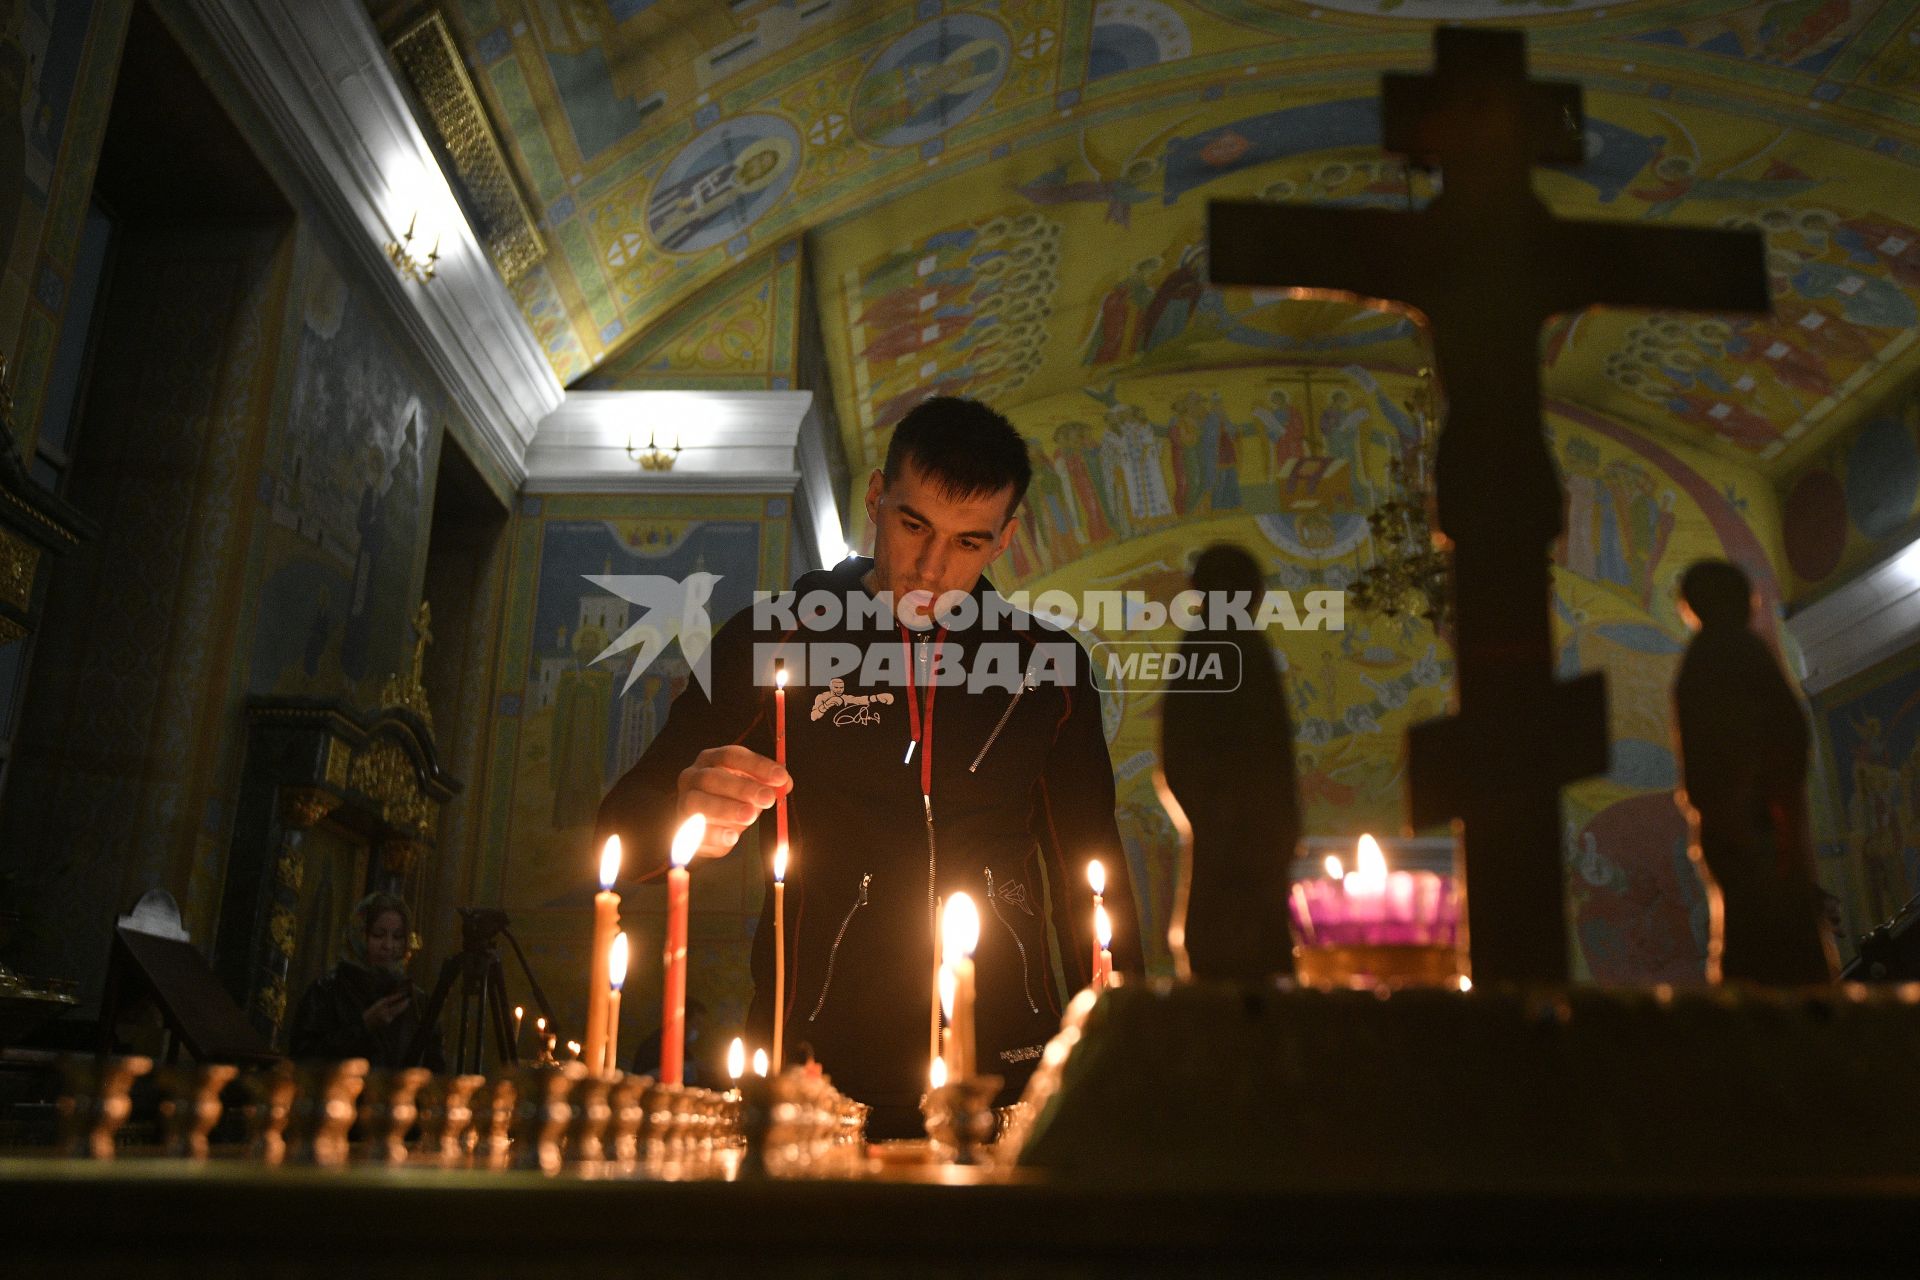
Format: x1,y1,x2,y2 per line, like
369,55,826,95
57,1054,152,1160
921,1074,1003,1165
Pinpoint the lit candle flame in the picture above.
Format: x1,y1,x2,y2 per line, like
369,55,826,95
536,1017,547,1032
609,932,629,991
938,963,957,1021
1344,833,1389,894
752,1048,769,1078
774,662,788,689
670,813,706,868
941,892,981,961
929,1057,948,1089
773,843,788,883
1087,859,1105,896
566,1040,581,1058
1323,853,1344,880
1095,904,1112,949
599,835,622,890
727,1036,745,1081
514,1005,524,1020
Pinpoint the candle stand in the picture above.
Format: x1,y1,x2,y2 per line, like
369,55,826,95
921,1074,1003,1166
57,1053,152,1159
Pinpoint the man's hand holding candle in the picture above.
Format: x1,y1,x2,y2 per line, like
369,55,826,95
674,744,793,857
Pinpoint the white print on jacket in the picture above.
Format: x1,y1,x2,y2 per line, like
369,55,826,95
810,677,895,727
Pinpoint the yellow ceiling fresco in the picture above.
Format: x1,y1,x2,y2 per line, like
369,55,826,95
574,235,802,389
372,0,1920,481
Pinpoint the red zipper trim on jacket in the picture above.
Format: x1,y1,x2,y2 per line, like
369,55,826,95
899,626,948,795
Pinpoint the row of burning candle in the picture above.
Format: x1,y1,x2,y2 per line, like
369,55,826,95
582,816,710,1083
580,834,1118,1088
576,829,1448,1084
578,664,1126,1087
580,667,801,1084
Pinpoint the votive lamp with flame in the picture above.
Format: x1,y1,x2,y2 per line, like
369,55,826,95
1288,834,1462,989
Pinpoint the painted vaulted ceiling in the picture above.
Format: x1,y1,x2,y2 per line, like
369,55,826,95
367,0,1920,493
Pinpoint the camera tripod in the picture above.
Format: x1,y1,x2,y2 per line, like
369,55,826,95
406,907,557,1074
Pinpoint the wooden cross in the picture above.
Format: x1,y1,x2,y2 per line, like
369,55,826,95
1208,28,1770,983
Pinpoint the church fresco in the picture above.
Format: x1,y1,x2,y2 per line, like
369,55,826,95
576,237,800,391
1496,93,1920,471
1088,0,1192,82
5,0,130,449
1778,386,1920,599
511,261,593,386
811,83,1920,486
642,113,801,256
835,208,1064,436
1299,0,1624,15
0,0,90,320
415,0,1920,480
852,13,1011,149
1814,643,1920,950
248,248,436,703
474,494,787,1063
1628,0,1882,74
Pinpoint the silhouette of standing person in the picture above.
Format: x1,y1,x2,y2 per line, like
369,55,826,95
1159,544,1300,981
1673,560,1837,985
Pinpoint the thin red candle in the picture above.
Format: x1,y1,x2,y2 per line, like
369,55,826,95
1086,860,1106,987
1093,904,1113,991
772,843,788,1073
661,814,703,1086
774,662,789,851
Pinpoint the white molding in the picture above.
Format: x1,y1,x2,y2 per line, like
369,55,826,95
189,0,562,486
523,392,839,522
1787,538,1920,695
540,390,817,436
793,395,852,572
520,470,803,496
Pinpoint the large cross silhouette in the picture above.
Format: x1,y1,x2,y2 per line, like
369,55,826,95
1208,28,1770,983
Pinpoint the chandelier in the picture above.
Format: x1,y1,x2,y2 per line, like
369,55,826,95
627,426,681,472
385,212,440,285
1349,368,1449,628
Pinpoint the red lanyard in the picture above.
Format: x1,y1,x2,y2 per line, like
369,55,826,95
899,626,947,795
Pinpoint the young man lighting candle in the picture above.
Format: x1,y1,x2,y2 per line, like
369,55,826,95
596,397,1141,1140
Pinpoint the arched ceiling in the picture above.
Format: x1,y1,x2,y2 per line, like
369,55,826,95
371,0,1920,491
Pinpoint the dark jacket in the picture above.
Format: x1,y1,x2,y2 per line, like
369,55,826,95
287,961,447,1072
597,557,1141,1112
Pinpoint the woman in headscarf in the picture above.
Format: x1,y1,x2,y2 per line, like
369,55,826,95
288,892,446,1071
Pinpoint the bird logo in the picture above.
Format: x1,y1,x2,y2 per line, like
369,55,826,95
582,572,722,698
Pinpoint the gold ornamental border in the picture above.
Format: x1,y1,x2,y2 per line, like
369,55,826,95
0,526,36,614
347,738,437,837
390,11,545,286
